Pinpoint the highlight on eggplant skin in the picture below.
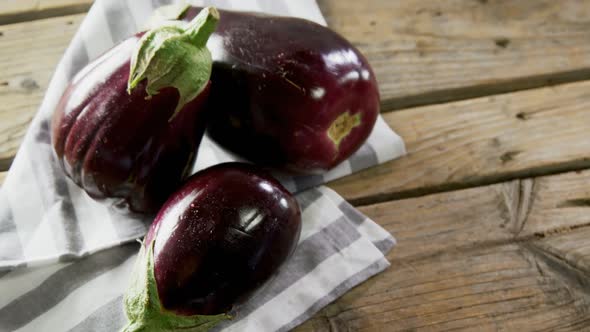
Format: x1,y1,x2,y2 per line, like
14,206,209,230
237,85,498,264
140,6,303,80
122,162,301,331
51,7,219,213
182,7,380,174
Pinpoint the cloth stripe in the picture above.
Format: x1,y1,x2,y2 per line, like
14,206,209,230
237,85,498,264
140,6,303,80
276,257,390,332
104,0,137,43
257,0,290,15
54,180,86,260
28,122,85,260
67,295,126,332
223,237,385,331
0,191,23,265
293,174,325,193
65,39,90,80
0,244,136,331
373,238,396,255
349,143,379,173
338,200,366,225
80,2,115,58
20,253,136,332
221,216,362,317
152,0,173,7
0,263,71,309
295,188,323,211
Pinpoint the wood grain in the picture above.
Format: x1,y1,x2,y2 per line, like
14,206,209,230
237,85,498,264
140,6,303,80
359,169,590,263
0,0,91,25
532,227,590,288
298,243,590,332
299,244,590,332
522,171,590,237
297,169,590,331
318,0,590,110
0,14,84,170
330,81,590,205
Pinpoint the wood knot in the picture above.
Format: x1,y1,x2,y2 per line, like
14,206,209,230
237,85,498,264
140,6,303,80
494,38,510,48
516,112,529,120
20,77,40,92
500,150,521,164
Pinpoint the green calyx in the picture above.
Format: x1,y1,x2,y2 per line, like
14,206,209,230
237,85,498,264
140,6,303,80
121,241,230,332
127,6,220,119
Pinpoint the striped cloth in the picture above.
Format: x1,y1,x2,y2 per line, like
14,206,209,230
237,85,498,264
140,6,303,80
0,187,395,332
0,0,406,331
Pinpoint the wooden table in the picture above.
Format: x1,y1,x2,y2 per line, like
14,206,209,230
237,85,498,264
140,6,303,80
2,1,590,330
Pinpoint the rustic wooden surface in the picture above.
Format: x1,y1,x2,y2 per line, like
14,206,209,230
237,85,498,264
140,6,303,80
298,170,590,331
1,0,590,331
0,0,91,25
0,13,83,169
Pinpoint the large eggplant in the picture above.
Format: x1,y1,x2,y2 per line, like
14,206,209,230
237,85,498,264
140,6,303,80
180,7,380,174
122,162,301,332
51,7,219,213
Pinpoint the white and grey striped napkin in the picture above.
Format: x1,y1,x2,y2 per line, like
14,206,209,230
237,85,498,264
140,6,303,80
0,0,406,331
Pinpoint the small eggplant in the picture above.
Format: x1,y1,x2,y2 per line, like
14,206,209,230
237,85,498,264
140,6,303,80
182,6,380,174
122,162,301,332
51,7,219,213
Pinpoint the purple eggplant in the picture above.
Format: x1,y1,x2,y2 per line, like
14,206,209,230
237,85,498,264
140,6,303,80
181,6,380,174
51,7,220,213
122,162,301,331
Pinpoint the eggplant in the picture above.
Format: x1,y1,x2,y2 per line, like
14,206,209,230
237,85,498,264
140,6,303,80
182,6,380,174
122,162,301,332
51,7,219,213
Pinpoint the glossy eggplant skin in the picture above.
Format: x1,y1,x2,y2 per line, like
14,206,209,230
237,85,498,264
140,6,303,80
51,34,210,213
144,162,301,316
182,7,380,174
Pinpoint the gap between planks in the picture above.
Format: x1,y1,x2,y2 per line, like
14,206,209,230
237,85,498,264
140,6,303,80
0,0,92,25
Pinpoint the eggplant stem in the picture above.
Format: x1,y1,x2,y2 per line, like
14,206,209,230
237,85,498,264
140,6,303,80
126,6,219,117
184,7,220,47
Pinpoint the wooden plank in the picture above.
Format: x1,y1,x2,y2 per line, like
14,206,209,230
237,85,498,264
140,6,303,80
330,81,590,205
0,0,92,25
359,169,590,262
0,14,84,170
296,169,590,331
522,170,590,237
297,243,590,332
318,0,590,110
